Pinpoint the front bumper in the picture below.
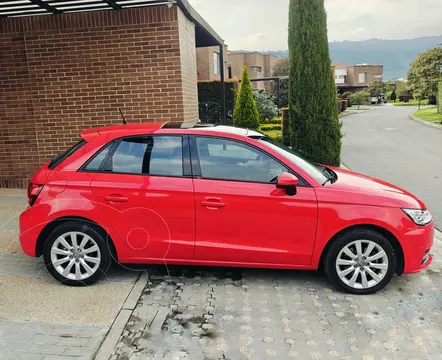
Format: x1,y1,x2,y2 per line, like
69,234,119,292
402,221,434,274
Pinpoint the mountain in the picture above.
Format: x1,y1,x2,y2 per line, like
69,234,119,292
233,36,442,80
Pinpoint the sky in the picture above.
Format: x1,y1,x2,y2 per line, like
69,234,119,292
189,0,442,50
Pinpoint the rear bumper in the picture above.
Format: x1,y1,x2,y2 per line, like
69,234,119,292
19,206,44,257
402,221,434,274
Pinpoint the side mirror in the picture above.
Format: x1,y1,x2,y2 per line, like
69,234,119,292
276,172,299,196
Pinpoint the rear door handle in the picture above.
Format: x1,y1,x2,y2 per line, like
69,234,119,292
105,195,128,203
201,197,225,208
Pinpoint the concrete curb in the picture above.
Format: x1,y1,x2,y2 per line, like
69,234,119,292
409,114,442,130
93,272,149,360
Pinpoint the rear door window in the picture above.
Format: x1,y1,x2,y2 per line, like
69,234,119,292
108,136,184,177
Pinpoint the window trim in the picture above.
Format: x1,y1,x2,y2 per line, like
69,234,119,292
190,135,310,186
49,140,87,170
79,134,191,178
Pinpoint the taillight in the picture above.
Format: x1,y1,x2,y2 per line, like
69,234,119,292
27,183,43,206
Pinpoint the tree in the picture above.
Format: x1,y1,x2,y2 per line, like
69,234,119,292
233,66,260,129
368,80,388,97
407,47,442,104
288,0,342,166
253,91,278,121
351,91,370,109
390,89,397,102
271,58,289,108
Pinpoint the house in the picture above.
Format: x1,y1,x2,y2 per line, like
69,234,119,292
0,0,224,188
332,63,384,93
197,49,279,91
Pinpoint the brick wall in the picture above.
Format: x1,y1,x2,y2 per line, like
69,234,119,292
0,6,198,188
177,8,198,122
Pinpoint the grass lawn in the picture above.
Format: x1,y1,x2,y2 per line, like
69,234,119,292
347,107,371,111
413,106,442,124
393,99,429,106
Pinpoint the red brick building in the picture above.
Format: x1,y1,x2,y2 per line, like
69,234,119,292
0,0,224,188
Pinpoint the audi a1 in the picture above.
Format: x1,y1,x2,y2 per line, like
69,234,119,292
19,122,433,294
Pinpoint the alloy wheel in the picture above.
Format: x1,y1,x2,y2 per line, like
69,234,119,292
335,239,389,290
50,231,101,281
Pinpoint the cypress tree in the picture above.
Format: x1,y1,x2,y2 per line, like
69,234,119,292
233,66,260,130
288,0,342,166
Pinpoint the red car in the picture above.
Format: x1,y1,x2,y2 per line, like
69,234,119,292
19,122,433,294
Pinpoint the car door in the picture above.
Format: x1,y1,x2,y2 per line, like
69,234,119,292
191,135,318,266
88,134,195,262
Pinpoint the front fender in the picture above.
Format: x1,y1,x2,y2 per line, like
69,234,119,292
310,203,405,267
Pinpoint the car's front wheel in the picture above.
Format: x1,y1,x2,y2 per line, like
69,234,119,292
325,228,397,294
43,221,113,286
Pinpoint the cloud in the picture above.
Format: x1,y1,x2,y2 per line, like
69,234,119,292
188,0,442,50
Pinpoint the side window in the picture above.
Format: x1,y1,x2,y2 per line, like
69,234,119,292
195,137,286,183
83,142,113,171
110,136,183,176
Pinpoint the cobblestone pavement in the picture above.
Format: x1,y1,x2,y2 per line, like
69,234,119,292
112,234,442,360
0,190,138,360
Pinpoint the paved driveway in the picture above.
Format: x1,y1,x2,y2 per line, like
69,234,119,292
341,105,442,229
0,190,139,360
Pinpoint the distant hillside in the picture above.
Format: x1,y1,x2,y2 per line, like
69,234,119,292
233,36,442,80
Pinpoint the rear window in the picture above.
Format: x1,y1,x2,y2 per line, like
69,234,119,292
48,140,86,170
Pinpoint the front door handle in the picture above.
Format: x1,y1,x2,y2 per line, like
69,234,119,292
105,195,128,203
201,197,225,208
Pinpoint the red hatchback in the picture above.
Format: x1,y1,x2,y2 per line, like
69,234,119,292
19,122,433,294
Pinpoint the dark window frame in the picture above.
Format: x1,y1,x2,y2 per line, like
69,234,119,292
49,140,86,170
79,135,192,178
190,135,310,186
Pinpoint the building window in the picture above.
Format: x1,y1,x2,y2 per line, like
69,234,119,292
227,66,232,79
358,72,367,83
251,66,262,73
374,74,382,79
213,52,220,75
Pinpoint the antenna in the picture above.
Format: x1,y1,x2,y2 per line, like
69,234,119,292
119,107,128,124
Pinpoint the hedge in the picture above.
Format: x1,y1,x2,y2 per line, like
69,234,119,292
260,118,282,125
438,81,442,114
198,80,238,124
282,108,290,146
260,125,282,131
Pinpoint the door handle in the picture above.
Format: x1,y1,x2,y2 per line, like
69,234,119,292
105,195,128,203
201,197,225,208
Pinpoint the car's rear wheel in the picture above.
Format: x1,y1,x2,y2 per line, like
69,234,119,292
43,221,112,286
325,228,396,294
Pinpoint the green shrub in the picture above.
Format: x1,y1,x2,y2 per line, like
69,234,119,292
253,90,278,121
390,89,397,101
350,91,370,109
260,125,282,131
233,66,260,129
281,108,290,146
342,91,352,99
261,117,282,125
198,80,238,124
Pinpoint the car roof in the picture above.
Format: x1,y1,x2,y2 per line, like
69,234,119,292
81,122,264,140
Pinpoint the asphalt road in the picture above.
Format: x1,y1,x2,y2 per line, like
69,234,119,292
341,105,442,229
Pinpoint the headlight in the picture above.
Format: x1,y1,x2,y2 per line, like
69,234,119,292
402,209,432,226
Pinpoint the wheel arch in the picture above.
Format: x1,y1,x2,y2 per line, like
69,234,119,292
318,224,404,275
35,216,118,262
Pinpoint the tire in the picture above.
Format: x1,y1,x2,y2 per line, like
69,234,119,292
43,221,113,286
324,228,397,295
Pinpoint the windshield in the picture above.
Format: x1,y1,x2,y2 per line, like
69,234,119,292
258,137,328,184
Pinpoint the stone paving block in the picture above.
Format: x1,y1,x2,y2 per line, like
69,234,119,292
33,345,68,356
